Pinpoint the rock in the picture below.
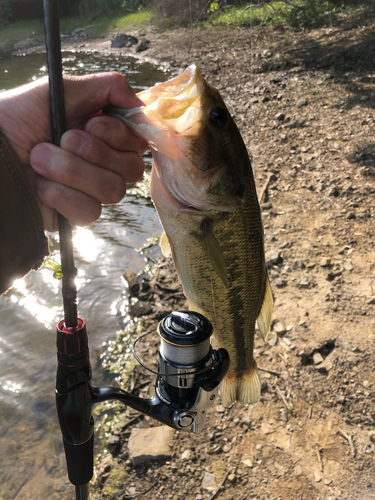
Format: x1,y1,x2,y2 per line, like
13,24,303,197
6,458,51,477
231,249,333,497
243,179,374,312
327,270,342,281
276,112,285,121
296,99,307,107
129,301,152,317
228,473,236,483
346,212,356,220
266,250,282,267
319,257,331,267
313,352,324,365
261,202,272,211
128,426,174,466
181,449,191,461
269,336,278,346
314,470,322,482
298,276,310,288
242,457,254,468
282,337,292,346
317,349,337,373
343,261,353,271
275,278,287,288
369,432,375,443
336,395,345,404
261,381,268,393
111,34,138,48
327,186,339,197
266,250,282,266
136,39,150,52
324,477,332,485
123,269,140,295
273,321,286,336
201,472,217,492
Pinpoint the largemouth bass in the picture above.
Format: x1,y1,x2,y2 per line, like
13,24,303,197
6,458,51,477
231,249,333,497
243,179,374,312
106,65,273,407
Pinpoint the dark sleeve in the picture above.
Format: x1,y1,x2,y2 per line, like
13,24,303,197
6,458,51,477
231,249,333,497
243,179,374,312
0,130,49,294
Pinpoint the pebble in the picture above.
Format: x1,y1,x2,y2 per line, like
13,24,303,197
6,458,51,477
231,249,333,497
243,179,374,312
269,336,278,346
282,337,292,346
313,352,324,365
128,426,174,466
273,321,286,336
343,261,353,271
123,269,140,295
319,257,331,267
201,473,216,492
228,473,236,483
335,395,345,404
327,186,339,197
369,432,375,443
181,449,191,461
314,470,322,482
276,112,285,121
275,278,287,288
266,250,282,266
324,477,333,485
296,99,307,107
298,276,310,288
261,381,268,393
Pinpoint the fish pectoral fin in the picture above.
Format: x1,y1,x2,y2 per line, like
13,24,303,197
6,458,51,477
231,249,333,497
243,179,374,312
256,272,273,341
195,229,228,288
160,230,172,257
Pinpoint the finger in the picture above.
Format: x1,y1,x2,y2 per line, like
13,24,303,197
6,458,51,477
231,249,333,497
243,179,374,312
30,142,145,201
63,72,145,128
30,143,126,205
35,177,102,228
84,116,147,155
59,130,145,179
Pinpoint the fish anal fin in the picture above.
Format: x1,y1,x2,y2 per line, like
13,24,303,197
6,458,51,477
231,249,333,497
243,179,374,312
256,272,273,341
220,364,261,407
195,228,228,288
160,230,172,257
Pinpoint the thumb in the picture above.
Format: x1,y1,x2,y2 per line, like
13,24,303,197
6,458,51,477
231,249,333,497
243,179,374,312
63,72,144,128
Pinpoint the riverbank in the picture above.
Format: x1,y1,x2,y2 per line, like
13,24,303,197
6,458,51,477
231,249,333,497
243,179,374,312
3,9,375,499
80,12,375,500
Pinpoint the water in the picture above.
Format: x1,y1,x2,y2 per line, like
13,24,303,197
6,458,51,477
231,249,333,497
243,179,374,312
0,51,170,499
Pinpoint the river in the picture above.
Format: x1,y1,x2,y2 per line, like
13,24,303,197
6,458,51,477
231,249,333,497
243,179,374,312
0,50,169,499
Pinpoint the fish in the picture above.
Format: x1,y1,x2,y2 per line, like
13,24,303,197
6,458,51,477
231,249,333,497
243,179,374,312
105,64,273,407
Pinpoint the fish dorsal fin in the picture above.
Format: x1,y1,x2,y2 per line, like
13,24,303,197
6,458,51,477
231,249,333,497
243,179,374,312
195,226,228,289
160,230,172,257
256,272,273,341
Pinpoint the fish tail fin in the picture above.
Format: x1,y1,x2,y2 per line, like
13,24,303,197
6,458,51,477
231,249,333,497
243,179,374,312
257,272,273,341
221,363,261,407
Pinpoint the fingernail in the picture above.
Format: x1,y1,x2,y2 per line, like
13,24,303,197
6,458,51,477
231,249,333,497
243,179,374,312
30,145,53,174
61,131,84,154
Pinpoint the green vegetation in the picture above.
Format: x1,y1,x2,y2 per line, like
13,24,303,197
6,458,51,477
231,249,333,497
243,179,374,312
204,0,374,29
0,10,153,46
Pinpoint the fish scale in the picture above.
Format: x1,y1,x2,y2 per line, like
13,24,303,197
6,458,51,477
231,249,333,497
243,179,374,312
105,64,273,406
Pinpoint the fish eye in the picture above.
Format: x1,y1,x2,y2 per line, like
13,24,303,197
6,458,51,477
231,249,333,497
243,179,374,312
209,107,228,129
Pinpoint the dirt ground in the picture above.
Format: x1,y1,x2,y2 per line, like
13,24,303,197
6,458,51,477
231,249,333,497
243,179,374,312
56,11,375,500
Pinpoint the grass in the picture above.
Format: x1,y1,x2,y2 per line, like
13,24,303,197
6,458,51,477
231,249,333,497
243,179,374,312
203,0,374,29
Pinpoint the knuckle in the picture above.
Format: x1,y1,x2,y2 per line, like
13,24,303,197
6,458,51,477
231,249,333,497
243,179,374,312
101,176,126,204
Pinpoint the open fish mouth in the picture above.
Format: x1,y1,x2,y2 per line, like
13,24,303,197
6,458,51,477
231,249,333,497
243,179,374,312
105,64,249,213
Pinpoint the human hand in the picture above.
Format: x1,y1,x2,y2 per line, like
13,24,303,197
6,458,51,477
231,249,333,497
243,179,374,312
0,72,147,231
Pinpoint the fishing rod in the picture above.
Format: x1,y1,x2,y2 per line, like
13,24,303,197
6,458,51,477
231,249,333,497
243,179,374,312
43,2,229,499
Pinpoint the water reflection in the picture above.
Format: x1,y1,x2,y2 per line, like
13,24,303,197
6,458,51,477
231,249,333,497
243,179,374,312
0,51,169,499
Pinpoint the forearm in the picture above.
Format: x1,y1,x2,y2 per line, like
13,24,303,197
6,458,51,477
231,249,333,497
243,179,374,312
0,130,48,294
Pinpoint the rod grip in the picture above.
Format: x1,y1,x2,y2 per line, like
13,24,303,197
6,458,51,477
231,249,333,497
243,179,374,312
63,435,94,486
